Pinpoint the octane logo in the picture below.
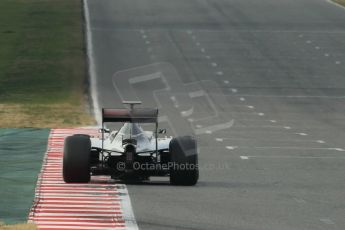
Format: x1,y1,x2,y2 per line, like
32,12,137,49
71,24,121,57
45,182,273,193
116,162,199,171
112,62,234,136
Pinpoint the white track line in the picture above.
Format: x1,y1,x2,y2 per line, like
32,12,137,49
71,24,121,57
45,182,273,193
84,0,101,124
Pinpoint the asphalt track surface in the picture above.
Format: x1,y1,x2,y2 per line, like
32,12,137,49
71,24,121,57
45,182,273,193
86,0,345,229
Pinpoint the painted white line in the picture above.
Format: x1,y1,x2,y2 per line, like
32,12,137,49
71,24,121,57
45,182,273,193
226,146,238,150
196,124,203,128
306,40,312,44
118,185,138,230
317,140,326,144
142,35,147,39
270,120,277,123
201,48,206,53
284,126,291,130
187,30,192,34
240,156,249,160
216,71,223,75
296,132,308,136
298,34,304,38
84,0,101,124
128,72,161,84
196,42,201,46
215,138,223,142
211,62,218,67
247,105,254,109
187,118,194,122
195,120,234,135
180,107,194,117
231,88,237,93
223,80,229,84
335,61,341,64
257,112,265,116
145,41,151,45
324,53,330,57
239,97,245,101
334,148,345,152
205,55,211,59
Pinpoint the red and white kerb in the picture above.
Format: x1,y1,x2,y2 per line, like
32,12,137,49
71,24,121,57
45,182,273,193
28,129,138,230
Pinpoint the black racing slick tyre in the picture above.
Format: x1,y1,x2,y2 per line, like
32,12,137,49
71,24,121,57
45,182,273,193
63,135,91,183
169,136,199,185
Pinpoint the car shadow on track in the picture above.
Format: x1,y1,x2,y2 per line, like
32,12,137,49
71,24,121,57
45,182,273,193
117,180,171,186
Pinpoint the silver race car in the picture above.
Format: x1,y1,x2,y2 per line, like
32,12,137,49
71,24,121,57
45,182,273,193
63,101,199,185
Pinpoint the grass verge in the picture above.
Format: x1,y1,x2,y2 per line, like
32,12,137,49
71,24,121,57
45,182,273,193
0,222,36,230
332,0,345,6
0,0,95,128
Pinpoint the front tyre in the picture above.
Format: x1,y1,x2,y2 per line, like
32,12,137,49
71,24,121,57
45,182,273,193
63,135,91,183
169,136,199,185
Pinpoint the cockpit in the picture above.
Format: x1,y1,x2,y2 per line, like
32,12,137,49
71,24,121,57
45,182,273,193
118,123,144,137
110,123,150,146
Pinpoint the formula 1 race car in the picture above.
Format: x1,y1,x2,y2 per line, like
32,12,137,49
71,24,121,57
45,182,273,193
63,101,199,185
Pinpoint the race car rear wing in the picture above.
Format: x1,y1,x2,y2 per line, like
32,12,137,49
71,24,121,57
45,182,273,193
102,108,158,123
101,101,160,156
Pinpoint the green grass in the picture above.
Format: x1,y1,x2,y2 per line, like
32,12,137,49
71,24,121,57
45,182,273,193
0,0,95,127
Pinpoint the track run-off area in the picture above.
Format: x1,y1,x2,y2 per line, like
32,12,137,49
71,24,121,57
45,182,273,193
28,129,138,230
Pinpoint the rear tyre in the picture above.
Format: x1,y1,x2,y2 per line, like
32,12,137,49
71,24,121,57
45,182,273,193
63,135,91,183
169,136,199,185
